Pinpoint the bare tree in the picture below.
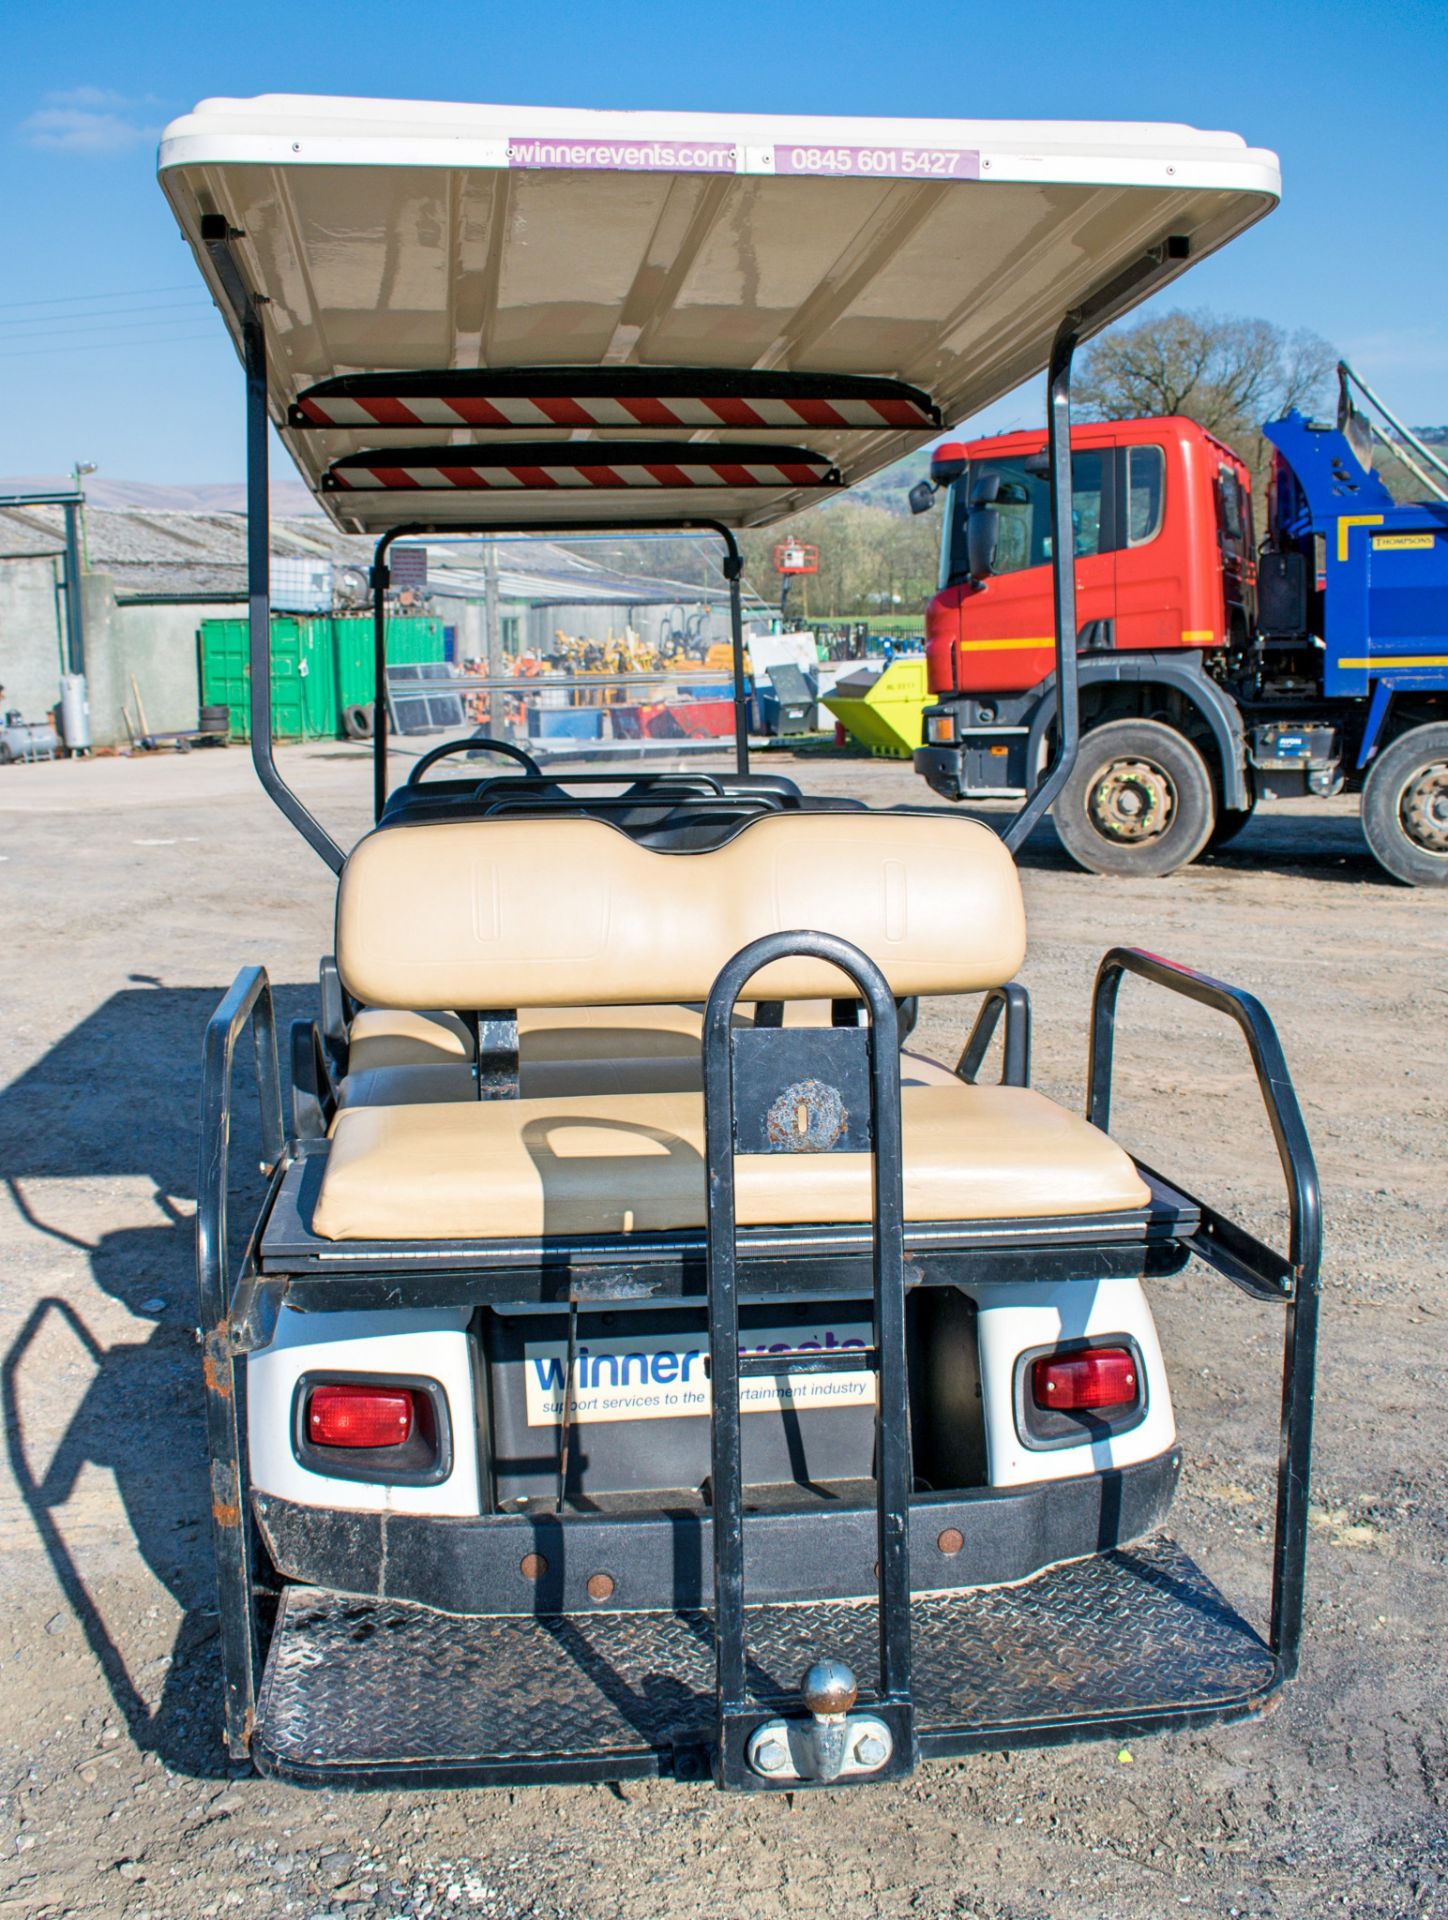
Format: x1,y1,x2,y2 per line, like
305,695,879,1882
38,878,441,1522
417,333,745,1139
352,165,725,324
1074,308,1337,501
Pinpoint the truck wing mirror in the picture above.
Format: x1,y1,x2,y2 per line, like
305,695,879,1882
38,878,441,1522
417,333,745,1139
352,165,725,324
966,503,999,580
1022,449,1051,478
970,474,1001,506
907,480,936,515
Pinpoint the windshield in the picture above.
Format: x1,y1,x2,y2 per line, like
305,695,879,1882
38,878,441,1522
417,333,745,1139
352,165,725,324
943,451,1105,587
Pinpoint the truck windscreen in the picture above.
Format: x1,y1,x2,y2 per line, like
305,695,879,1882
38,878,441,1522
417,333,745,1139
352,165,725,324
943,452,1105,587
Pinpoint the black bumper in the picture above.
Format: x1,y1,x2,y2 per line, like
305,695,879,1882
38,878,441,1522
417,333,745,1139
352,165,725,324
255,1449,1180,1617
913,743,965,801
251,1529,1279,1789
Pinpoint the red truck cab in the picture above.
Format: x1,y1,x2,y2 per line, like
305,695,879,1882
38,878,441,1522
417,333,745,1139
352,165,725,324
924,417,1254,698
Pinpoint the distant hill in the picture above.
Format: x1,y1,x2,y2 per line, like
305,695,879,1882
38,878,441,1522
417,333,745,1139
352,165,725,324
0,475,323,516
9,423,1442,523
836,450,933,515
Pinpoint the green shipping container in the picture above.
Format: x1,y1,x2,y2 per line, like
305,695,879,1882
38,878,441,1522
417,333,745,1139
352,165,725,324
199,615,445,742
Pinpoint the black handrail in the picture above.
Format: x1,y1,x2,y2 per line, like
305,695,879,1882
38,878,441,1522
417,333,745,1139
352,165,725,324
1085,944,1321,1676
473,770,728,795
197,966,284,1327
476,792,776,818
703,932,914,1786
957,981,1032,1087
1087,947,1321,1293
195,964,284,1759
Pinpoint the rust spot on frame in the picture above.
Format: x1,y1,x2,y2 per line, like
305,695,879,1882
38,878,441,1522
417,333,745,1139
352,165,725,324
202,1344,233,1398
764,1077,846,1153
212,1500,241,1527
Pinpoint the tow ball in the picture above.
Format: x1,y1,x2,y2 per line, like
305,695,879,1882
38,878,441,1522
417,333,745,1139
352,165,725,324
745,1660,895,1784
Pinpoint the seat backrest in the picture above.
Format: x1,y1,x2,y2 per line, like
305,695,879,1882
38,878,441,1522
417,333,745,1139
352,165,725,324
335,810,1025,1009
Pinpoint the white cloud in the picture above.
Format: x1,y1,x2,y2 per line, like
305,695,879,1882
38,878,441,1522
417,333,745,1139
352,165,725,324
18,87,162,154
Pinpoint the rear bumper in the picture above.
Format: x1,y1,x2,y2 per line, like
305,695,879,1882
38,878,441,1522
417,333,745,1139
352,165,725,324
255,1449,1180,1617
913,743,965,801
250,1529,1279,1789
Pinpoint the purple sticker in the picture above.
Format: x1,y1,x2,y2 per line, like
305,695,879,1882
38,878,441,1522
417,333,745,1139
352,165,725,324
773,144,981,181
509,135,737,174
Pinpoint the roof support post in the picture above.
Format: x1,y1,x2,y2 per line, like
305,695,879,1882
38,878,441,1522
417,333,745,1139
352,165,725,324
370,544,389,823
202,216,345,874
1000,316,1079,852
721,533,749,776
1001,237,1192,856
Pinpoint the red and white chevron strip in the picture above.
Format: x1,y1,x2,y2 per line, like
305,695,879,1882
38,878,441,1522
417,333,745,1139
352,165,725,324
299,392,932,430
327,457,837,490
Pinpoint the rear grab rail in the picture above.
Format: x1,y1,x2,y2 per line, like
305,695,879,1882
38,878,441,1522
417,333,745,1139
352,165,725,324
1085,944,1321,1679
703,931,917,1788
196,964,285,1758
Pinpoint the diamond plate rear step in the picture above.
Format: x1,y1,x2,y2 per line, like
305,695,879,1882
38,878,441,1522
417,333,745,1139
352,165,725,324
252,1534,1279,1787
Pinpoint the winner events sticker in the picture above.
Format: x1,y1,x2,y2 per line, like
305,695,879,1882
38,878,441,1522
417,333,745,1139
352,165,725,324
523,1323,875,1426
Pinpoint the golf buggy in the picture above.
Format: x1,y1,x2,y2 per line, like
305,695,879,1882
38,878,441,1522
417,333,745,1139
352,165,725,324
161,95,1319,1789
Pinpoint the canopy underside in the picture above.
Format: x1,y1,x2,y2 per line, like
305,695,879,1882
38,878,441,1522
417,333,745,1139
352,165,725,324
159,97,1280,534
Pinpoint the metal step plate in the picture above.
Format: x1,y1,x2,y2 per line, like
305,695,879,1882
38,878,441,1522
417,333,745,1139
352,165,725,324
252,1534,1277,1786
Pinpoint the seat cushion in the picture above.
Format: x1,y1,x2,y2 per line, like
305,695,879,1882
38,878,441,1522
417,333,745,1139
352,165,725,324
312,1083,1149,1241
347,1000,834,1074
347,1008,473,1071
337,1048,963,1109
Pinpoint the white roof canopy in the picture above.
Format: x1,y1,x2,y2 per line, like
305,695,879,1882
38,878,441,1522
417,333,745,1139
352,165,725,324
159,96,1280,536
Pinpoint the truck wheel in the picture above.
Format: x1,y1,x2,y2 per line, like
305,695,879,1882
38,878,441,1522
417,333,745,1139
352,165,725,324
1053,720,1215,878
1361,723,1448,886
1207,803,1255,851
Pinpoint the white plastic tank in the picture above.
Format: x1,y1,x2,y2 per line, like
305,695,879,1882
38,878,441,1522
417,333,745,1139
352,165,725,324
59,673,91,752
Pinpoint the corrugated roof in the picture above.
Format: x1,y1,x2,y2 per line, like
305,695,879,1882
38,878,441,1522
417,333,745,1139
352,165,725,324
0,504,740,606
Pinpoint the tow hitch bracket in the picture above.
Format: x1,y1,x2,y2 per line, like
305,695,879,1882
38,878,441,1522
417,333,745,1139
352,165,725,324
747,1660,896,1783
704,933,919,1789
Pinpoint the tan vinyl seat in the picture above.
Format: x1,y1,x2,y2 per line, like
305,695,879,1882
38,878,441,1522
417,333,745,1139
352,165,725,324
336,1048,962,1110
346,999,837,1075
337,1052,960,1113
313,1082,1149,1241
346,1008,473,1071
314,810,1139,1246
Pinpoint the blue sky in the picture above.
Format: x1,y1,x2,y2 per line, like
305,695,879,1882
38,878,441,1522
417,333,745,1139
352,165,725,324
3,0,1447,489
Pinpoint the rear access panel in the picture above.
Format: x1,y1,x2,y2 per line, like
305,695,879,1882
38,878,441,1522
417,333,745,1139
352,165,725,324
486,1302,882,1505
252,1534,1277,1786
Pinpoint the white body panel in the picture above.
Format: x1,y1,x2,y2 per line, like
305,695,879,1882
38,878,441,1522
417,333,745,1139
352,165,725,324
157,95,1279,534
971,1278,1175,1486
248,1306,480,1515
249,1281,1172,1518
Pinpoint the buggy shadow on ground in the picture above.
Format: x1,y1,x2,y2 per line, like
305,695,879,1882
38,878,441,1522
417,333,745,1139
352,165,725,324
1,981,310,1782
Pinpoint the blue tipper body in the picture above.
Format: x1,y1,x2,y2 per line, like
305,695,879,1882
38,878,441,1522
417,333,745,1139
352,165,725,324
1265,412,1448,752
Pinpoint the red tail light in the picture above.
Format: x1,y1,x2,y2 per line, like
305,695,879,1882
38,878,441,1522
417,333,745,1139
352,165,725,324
307,1383,415,1449
1031,1348,1138,1412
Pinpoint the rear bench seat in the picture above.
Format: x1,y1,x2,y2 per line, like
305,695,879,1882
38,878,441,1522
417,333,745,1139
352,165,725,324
340,1000,879,1106
313,811,1148,1242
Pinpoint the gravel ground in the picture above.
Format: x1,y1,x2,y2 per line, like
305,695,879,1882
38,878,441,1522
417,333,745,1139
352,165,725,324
0,743,1444,1920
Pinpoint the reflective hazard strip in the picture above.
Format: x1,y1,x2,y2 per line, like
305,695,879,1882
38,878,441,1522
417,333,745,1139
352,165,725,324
956,637,1054,651
1336,514,1384,562
298,394,933,430
328,459,838,490
1338,654,1448,669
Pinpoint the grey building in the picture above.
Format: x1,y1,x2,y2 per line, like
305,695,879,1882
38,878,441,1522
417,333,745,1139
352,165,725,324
0,504,744,749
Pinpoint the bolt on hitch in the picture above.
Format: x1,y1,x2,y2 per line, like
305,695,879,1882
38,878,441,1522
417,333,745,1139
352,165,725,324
745,1659,894,1784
